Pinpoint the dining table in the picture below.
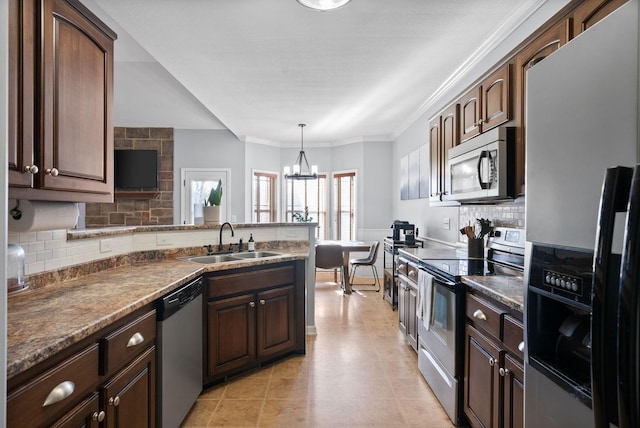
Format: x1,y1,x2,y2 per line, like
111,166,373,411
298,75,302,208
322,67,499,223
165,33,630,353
316,240,370,294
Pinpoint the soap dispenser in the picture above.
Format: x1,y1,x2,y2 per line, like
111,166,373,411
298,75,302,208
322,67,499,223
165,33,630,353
248,234,255,252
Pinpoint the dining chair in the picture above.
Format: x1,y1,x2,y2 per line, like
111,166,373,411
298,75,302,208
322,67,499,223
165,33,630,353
315,244,346,291
348,240,380,291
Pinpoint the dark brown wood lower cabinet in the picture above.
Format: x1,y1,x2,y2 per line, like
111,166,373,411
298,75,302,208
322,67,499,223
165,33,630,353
502,354,524,428
465,324,501,428
50,392,101,428
204,261,305,384
101,345,156,428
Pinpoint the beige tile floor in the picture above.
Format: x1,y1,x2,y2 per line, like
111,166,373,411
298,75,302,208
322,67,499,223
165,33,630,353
181,273,455,427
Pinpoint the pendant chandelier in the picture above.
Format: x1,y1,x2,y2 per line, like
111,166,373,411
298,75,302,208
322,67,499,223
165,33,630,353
296,0,351,11
284,124,318,180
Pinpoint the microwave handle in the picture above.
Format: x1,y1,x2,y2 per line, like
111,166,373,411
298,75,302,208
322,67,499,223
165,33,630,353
477,150,490,189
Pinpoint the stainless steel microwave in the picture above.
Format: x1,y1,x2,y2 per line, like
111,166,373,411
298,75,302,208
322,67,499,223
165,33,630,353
447,126,515,202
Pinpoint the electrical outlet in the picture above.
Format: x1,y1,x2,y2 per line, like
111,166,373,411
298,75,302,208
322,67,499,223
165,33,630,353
443,217,451,230
156,235,172,246
100,239,113,253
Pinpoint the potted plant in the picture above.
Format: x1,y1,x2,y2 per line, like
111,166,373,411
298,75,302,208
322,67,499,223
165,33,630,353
203,179,223,224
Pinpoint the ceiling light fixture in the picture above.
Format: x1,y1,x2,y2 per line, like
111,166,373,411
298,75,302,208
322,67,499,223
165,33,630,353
284,124,318,180
296,0,351,12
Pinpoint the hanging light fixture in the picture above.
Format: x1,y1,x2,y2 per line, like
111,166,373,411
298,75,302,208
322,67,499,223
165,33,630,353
284,124,318,180
296,0,351,12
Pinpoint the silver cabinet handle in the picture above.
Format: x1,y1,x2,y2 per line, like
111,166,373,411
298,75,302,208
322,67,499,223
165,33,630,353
259,299,266,305
499,367,510,377
109,396,120,407
488,357,496,367
473,309,487,321
23,165,39,174
249,301,256,308
518,341,525,352
45,167,59,176
43,381,75,407
92,411,106,422
126,332,144,348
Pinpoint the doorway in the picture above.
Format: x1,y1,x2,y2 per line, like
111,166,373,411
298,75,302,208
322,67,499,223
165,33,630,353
180,168,231,225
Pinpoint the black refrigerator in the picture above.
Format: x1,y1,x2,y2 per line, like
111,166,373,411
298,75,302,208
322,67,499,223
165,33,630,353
592,166,640,428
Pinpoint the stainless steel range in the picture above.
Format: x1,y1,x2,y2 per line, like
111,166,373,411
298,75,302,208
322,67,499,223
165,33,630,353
402,227,525,426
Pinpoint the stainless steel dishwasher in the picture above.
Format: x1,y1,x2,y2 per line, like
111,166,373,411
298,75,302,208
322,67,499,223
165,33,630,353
157,276,203,428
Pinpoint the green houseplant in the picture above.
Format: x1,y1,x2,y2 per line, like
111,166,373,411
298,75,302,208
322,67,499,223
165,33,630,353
203,180,223,224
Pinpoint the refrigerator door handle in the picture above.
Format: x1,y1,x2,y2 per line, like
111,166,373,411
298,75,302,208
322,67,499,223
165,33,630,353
617,165,640,428
592,166,633,428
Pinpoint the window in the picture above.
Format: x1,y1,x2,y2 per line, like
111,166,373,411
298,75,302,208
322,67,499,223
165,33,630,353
285,175,327,239
253,171,277,222
334,172,356,240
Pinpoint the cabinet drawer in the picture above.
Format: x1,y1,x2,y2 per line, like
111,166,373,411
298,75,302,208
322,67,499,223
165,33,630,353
503,314,524,360
397,259,408,276
101,310,156,376
466,293,503,340
8,344,99,427
407,264,419,285
208,265,294,298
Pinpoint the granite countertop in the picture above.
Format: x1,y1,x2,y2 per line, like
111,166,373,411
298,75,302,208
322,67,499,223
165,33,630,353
7,250,306,380
462,275,525,313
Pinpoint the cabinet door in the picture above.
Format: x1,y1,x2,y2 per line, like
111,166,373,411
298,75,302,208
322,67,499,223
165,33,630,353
514,18,569,195
40,0,114,197
8,0,36,189
207,294,257,378
50,392,101,428
481,65,511,132
440,104,458,200
428,116,442,202
406,284,419,351
102,346,156,428
459,87,482,142
571,0,627,38
464,324,501,428
398,281,408,336
257,285,295,359
502,354,524,428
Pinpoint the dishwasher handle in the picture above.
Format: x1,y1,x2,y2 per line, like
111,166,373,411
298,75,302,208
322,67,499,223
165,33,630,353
158,277,203,320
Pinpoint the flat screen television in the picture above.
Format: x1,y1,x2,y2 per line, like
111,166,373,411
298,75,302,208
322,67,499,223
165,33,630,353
114,150,158,190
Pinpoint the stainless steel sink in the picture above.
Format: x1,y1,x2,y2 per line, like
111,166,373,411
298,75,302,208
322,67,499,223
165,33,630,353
180,251,283,264
181,254,238,264
229,251,282,259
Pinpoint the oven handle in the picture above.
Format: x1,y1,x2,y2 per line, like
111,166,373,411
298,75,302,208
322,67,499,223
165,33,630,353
419,268,456,288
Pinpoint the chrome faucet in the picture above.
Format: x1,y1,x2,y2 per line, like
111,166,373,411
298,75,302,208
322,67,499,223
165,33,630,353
218,222,235,252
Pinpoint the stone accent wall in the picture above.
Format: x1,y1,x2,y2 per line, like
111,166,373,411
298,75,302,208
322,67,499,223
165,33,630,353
85,127,174,227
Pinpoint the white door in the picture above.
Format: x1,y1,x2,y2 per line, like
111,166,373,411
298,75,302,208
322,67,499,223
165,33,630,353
181,168,231,225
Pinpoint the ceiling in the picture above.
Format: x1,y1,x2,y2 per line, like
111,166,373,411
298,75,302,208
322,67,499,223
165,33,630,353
87,0,557,145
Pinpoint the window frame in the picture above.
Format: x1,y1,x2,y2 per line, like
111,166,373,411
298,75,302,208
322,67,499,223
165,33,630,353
252,169,279,223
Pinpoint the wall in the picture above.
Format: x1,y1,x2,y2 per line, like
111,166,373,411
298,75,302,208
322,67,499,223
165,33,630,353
173,129,246,223
85,127,174,227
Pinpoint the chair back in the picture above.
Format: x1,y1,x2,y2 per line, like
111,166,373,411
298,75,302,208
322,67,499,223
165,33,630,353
315,245,344,269
367,241,380,264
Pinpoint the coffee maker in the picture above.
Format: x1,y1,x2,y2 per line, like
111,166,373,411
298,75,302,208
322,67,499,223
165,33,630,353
391,220,415,244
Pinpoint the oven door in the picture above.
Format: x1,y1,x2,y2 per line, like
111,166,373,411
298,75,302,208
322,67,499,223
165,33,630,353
418,272,459,377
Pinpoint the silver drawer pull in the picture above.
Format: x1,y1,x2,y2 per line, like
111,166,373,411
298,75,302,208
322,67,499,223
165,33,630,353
126,332,144,348
518,341,525,352
473,309,487,321
43,381,75,407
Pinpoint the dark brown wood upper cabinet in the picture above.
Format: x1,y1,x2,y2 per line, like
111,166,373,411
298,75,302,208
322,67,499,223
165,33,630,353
459,64,512,143
8,0,116,203
571,0,628,38
429,103,459,203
